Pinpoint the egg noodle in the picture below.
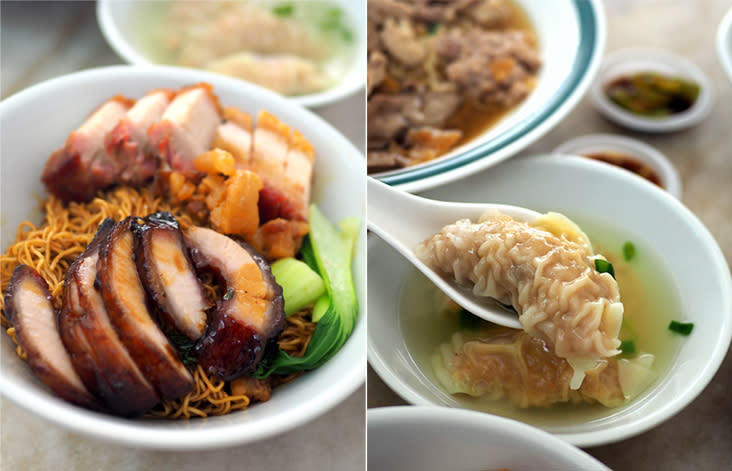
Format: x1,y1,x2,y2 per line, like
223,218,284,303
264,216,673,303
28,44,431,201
0,186,315,418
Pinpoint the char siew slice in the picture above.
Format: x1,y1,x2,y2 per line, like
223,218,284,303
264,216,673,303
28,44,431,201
41,95,134,202
4,265,99,409
134,212,209,341
97,217,193,400
59,219,159,416
185,226,285,380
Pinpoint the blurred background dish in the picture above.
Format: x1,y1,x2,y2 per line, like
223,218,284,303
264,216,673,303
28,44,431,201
97,0,366,108
368,154,732,447
554,133,682,198
0,65,366,450
718,7,732,83
369,0,606,192
590,48,713,132
368,406,611,471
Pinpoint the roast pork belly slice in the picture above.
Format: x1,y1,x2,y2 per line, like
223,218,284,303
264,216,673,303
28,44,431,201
4,265,99,409
185,226,285,380
148,83,222,173
251,110,289,179
41,95,134,202
134,212,209,341
212,106,254,167
59,219,159,416
105,89,175,185
98,217,194,400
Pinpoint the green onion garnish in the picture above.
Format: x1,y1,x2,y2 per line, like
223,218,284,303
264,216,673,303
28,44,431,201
427,23,441,35
223,287,234,301
622,241,636,261
668,320,694,335
619,340,636,354
594,259,615,279
272,3,294,17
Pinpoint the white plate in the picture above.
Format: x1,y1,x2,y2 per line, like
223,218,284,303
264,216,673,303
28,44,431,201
373,0,606,192
367,154,732,447
96,0,366,108
718,8,732,83
590,48,713,132
369,406,610,471
0,65,366,450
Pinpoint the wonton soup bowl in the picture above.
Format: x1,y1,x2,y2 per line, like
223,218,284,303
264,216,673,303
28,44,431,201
373,0,606,192
0,65,366,450
96,0,367,108
367,154,732,447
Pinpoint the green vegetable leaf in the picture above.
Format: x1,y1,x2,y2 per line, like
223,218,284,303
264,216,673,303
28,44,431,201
255,205,359,377
271,258,325,316
168,331,197,366
622,241,636,261
619,339,636,354
272,3,294,17
668,320,694,336
594,258,615,279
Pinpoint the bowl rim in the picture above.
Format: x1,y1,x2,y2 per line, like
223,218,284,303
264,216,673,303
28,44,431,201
0,64,366,450
372,0,606,192
553,133,682,199
368,405,611,470
590,47,714,133
717,7,732,83
367,154,732,447
95,0,367,108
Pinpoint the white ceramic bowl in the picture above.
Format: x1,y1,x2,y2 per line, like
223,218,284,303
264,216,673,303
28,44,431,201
0,65,366,450
369,406,611,471
718,8,732,83
373,0,606,192
96,0,366,108
368,154,732,447
590,48,713,132
554,133,682,198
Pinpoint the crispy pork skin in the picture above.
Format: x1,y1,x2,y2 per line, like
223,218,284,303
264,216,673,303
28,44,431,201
148,83,222,172
41,96,134,202
4,265,99,408
134,212,209,340
59,219,159,416
105,89,175,185
98,218,194,400
185,226,285,380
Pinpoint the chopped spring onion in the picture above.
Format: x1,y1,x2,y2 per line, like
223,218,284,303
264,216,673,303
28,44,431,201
223,287,234,301
620,340,636,354
668,320,694,336
271,258,325,316
168,331,196,366
594,259,616,279
427,23,441,35
272,3,294,17
623,241,636,261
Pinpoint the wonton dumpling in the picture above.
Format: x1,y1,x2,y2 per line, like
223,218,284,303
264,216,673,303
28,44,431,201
416,211,623,384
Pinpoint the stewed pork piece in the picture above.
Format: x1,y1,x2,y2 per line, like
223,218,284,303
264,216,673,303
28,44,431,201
104,89,175,186
4,265,99,409
97,217,194,400
59,219,159,416
134,212,209,341
41,96,134,201
185,226,285,380
148,83,222,173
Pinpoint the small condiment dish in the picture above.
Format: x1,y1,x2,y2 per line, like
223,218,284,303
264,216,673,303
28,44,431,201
554,133,682,199
590,48,713,132
717,8,732,83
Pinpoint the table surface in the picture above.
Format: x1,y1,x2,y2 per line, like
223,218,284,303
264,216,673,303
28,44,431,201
369,1,732,471
2,0,731,470
0,1,364,470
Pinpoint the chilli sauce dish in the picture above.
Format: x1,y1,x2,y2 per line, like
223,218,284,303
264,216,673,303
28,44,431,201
367,154,732,447
0,66,365,449
590,48,713,133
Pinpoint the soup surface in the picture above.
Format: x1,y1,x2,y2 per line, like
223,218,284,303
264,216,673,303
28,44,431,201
400,217,681,427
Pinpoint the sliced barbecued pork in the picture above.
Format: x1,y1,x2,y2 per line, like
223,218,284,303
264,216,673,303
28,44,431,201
97,217,194,400
41,96,134,202
212,106,254,168
367,92,461,144
105,89,175,186
134,212,209,341
148,83,222,173
4,265,99,409
59,219,159,416
185,226,285,380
